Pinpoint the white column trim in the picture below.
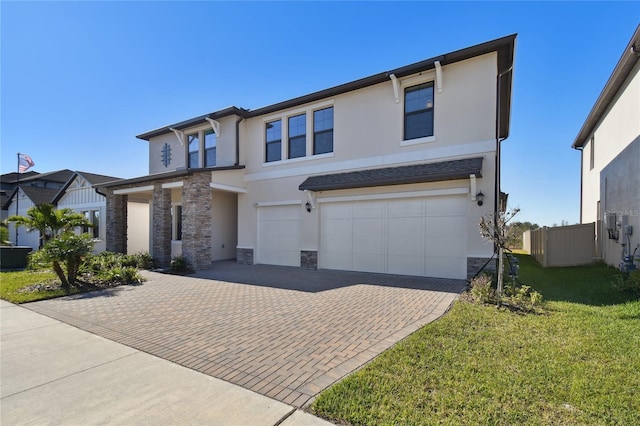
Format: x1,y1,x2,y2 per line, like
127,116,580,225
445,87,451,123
113,185,154,195
210,182,247,193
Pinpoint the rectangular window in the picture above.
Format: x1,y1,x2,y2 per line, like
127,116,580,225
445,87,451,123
404,82,434,140
265,119,282,162
204,129,217,167
288,113,306,159
313,107,333,155
92,210,100,239
82,211,90,234
589,136,595,170
188,133,199,168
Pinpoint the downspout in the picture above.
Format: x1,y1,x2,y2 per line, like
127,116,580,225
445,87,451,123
576,146,584,223
235,117,243,166
494,63,513,219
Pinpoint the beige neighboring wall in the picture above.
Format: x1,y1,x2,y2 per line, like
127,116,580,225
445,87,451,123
211,190,237,260
580,60,640,224
127,201,150,255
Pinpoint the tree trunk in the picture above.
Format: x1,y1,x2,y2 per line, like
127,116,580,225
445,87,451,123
496,247,504,298
52,260,70,292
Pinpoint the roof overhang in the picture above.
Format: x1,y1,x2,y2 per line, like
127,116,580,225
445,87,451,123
137,34,516,142
572,24,640,149
299,157,483,192
98,165,245,189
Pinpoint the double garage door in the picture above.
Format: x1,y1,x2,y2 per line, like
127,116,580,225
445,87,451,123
257,195,468,279
321,195,467,279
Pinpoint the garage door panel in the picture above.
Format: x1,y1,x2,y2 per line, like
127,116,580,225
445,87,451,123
426,256,467,279
353,253,385,273
321,195,467,279
427,197,467,216
258,206,300,267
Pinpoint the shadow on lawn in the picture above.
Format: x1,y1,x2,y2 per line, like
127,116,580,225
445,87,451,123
513,254,639,307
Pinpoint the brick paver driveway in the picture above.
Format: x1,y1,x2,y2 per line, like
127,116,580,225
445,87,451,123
26,261,466,407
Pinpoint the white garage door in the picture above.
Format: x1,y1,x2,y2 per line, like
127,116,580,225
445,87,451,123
320,196,467,279
257,205,301,267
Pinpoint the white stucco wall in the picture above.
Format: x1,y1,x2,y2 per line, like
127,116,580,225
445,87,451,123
211,189,238,260
581,61,640,224
127,201,150,255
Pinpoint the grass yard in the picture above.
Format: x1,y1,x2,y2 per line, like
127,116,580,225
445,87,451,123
311,255,640,425
0,270,69,303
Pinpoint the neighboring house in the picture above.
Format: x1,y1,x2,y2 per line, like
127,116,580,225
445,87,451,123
101,34,516,280
3,170,122,253
53,172,123,253
572,24,640,268
1,171,39,218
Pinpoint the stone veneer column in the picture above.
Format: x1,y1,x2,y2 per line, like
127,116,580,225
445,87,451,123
301,250,318,270
181,173,213,270
105,189,127,253
152,184,172,268
467,257,497,279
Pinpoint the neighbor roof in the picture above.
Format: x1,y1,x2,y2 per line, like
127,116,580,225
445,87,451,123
572,24,640,149
52,171,123,204
298,157,483,192
137,34,516,141
16,169,75,184
0,171,40,184
2,186,60,210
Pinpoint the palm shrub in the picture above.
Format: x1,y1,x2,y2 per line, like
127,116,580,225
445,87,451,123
35,233,95,292
8,204,91,246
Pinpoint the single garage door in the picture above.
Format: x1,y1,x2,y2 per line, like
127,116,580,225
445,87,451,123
257,205,301,267
320,195,467,279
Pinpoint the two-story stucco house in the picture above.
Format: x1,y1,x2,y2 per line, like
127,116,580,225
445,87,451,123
100,34,516,280
572,24,639,268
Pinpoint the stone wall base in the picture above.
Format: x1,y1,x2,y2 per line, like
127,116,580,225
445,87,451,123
301,250,318,270
467,256,496,279
236,248,254,265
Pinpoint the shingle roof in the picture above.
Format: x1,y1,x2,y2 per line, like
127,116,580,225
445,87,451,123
0,171,39,184
75,172,122,185
298,157,483,192
3,186,60,210
17,169,74,184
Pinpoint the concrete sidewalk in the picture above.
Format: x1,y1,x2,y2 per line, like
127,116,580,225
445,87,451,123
0,300,333,425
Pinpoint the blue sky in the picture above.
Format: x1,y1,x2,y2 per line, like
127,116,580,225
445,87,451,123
1,1,638,226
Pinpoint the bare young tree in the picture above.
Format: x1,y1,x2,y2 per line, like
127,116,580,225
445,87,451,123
479,207,520,297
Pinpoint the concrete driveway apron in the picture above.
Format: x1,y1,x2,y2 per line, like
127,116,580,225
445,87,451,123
25,261,466,408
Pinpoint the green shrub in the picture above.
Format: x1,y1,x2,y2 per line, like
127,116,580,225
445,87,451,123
468,274,495,304
170,255,192,274
131,252,154,270
612,270,640,296
102,266,141,284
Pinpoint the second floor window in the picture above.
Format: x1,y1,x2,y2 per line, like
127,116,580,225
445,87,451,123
266,119,282,162
314,107,333,155
404,82,434,140
288,113,306,159
205,129,217,167
188,133,199,168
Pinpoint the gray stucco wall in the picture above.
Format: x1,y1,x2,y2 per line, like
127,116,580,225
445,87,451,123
600,137,640,267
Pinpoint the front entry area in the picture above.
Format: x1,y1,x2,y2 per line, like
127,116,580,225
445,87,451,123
320,195,468,279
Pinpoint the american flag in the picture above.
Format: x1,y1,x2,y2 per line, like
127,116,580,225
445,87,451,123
18,153,35,173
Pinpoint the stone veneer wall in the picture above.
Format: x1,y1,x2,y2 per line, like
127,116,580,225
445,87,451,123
181,173,213,270
300,250,318,270
236,248,254,265
152,185,172,268
467,256,496,279
105,190,127,254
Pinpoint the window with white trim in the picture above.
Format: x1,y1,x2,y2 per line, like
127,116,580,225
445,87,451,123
404,82,434,140
82,210,100,239
188,133,199,168
265,119,282,162
288,113,306,159
313,107,334,155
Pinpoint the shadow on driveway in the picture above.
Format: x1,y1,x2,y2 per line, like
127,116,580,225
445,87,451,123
191,260,467,294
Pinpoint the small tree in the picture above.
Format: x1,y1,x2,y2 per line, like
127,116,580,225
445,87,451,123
479,207,520,297
35,233,95,292
8,204,91,246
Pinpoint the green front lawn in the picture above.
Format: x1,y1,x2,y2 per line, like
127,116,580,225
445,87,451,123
311,255,640,425
0,270,69,303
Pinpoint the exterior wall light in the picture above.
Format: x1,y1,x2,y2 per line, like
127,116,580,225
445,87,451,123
476,191,484,206
305,202,312,212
